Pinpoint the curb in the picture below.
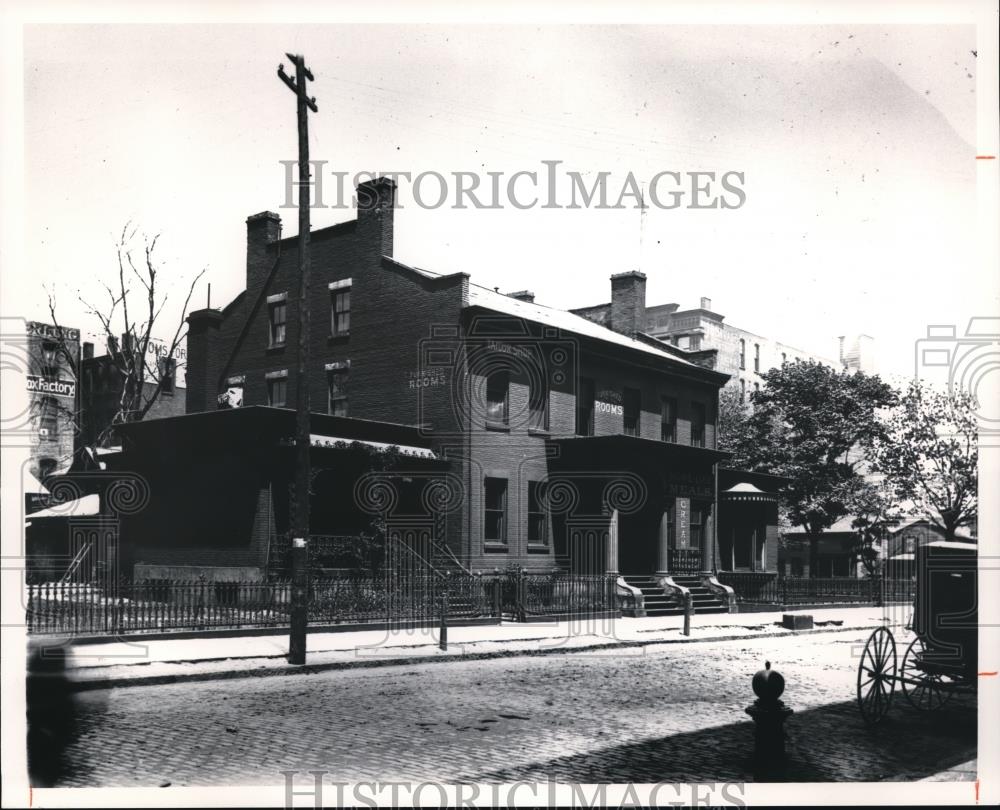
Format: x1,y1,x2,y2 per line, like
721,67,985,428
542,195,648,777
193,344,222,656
69,623,882,692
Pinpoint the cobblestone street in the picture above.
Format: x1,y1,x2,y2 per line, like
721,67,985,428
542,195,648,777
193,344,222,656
59,627,977,786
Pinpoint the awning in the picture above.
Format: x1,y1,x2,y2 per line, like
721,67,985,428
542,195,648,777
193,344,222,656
22,466,49,495
720,482,779,502
308,434,437,460
25,493,101,521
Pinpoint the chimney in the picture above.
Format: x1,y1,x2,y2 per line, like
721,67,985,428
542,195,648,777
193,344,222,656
82,342,94,360
356,176,396,258
609,271,647,336
700,296,712,310
246,211,282,293
507,290,535,303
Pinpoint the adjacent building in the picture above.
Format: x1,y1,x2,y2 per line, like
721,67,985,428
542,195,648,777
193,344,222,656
23,321,80,481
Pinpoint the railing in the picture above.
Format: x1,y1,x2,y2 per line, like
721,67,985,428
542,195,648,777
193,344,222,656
25,570,617,635
717,573,915,606
500,572,618,618
668,548,702,573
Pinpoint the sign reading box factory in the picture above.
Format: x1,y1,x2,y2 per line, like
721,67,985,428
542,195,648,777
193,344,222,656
26,375,76,398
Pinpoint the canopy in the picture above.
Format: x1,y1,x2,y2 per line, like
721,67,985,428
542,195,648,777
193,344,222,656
720,481,779,503
25,493,100,521
308,434,437,460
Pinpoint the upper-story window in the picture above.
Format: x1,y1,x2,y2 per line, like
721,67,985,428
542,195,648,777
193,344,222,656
266,370,287,407
740,379,746,404
329,279,351,337
576,377,595,436
661,396,677,442
528,376,548,431
739,339,746,370
754,344,761,373
327,361,349,416
781,352,787,365
691,401,707,448
39,396,59,438
486,369,509,425
623,388,640,436
157,357,176,394
268,293,287,347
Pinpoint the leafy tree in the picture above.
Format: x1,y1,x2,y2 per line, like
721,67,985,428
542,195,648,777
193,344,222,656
845,480,900,576
717,386,752,458
730,360,898,574
871,380,977,541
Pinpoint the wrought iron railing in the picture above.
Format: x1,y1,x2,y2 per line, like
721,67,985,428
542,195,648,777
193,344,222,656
717,573,915,606
668,548,702,573
499,572,618,618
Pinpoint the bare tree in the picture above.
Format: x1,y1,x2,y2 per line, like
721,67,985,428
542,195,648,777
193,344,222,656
47,223,205,449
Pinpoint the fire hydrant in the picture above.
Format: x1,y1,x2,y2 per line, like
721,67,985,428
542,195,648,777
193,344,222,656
745,661,794,772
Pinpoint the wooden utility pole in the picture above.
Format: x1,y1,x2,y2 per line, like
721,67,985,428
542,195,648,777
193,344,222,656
278,53,318,666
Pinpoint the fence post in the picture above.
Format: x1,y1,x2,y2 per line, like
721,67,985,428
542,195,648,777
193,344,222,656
683,592,693,636
780,576,787,606
439,577,449,651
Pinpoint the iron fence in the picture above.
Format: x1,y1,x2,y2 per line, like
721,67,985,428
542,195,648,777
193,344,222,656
668,548,702,573
25,570,614,636
717,573,915,605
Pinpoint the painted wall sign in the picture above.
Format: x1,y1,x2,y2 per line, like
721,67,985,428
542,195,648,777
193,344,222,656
666,471,714,499
26,375,76,398
675,497,691,548
27,321,79,342
486,340,533,360
408,369,448,389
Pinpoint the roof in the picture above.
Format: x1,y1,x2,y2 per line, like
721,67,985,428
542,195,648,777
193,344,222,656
25,493,101,521
887,517,975,540
466,284,723,376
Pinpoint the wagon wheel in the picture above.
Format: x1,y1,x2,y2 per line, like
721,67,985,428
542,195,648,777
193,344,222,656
857,627,897,724
901,637,953,712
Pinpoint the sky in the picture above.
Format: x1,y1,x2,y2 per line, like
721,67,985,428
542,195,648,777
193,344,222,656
12,22,995,382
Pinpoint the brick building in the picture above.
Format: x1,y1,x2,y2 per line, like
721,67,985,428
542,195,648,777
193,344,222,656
22,321,80,481
104,177,786,607
573,296,874,404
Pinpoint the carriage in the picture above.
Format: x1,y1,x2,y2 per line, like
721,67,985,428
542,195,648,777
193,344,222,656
856,540,978,723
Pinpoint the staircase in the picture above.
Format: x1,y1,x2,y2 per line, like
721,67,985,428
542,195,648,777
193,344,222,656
621,574,729,617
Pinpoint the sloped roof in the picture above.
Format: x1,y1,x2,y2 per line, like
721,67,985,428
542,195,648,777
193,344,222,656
466,284,712,373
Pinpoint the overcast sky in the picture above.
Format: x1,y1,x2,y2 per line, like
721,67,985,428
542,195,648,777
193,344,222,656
15,22,993,380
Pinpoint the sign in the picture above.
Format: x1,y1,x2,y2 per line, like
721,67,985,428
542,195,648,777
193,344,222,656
27,321,79,342
486,340,533,360
675,497,690,548
26,375,76,398
666,470,714,499
408,369,448,389
596,389,623,415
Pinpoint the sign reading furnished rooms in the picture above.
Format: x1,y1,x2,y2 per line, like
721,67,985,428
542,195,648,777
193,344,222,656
26,374,76,398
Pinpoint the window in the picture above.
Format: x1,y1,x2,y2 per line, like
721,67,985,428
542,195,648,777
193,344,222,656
781,352,787,365
484,477,508,545
623,388,640,436
39,397,59,438
330,282,351,337
753,382,760,397
690,504,708,551
38,457,58,478
576,377,595,436
739,339,746,370
528,377,548,431
689,335,701,351
754,344,760,373
691,402,706,448
485,370,509,424
269,299,287,347
267,373,287,406
527,481,548,545
677,335,690,350
904,536,916,553
158,357,176,394
327,364,349,416
791,557,804,577
740,379,746,404
660,396,677,442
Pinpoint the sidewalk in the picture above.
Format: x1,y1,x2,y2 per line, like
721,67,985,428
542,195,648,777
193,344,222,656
57,605,891,690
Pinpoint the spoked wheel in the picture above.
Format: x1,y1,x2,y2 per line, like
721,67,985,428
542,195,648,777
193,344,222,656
901,637,954,712
857,627,897,724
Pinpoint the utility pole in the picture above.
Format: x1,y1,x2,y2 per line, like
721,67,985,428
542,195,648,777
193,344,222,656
278,53,318,666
